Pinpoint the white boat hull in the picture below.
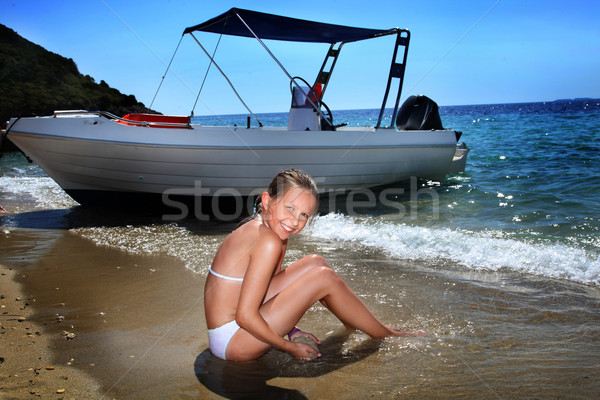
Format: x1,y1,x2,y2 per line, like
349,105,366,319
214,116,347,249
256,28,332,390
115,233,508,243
7,113,461,204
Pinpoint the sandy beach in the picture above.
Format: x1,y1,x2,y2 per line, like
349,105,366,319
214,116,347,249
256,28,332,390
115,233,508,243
1,222,210,399
1,202,600,399
1,264,102,399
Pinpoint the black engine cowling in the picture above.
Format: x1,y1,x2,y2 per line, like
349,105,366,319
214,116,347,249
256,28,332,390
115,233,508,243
395,95,443,131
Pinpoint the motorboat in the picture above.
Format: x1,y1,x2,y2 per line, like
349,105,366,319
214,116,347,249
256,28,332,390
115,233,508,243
5,8,468,214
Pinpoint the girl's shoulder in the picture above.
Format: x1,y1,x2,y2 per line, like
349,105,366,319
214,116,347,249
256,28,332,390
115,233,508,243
228,217,282,253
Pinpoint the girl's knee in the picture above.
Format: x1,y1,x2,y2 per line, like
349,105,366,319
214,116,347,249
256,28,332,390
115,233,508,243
311,264,342,284
287,254,332,279
305,254,331,268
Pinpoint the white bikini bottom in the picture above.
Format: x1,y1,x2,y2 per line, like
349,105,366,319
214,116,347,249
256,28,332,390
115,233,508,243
207,320,240,360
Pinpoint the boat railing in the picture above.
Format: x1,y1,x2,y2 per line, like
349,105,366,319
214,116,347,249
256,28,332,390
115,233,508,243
53,110,192,129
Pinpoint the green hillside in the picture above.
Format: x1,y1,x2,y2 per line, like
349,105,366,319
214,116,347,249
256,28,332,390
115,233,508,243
0,23,156,128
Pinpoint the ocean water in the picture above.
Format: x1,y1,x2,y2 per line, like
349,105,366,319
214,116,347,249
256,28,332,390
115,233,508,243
5,99,597,285
309,100,600,285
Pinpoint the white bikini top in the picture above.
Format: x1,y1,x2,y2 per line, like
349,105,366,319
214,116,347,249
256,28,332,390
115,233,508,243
208,266,244,282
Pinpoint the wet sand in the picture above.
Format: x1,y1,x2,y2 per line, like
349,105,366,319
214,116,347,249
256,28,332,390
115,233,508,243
1,226,209,399
1,207,600,399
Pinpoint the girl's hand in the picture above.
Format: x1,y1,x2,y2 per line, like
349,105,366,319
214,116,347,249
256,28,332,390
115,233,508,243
288,328,321,346
287,328,321,361
289,340,321,361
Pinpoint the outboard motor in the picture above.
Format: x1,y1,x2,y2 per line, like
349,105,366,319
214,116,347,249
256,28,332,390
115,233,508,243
396,95,443,131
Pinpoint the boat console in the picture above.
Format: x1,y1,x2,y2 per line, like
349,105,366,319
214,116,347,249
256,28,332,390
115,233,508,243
288,86,321,131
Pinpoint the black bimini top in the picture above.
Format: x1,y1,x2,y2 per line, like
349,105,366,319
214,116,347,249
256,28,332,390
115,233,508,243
183,8,398,43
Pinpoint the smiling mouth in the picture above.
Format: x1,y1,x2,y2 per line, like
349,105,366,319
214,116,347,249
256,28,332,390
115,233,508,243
281,223,295,233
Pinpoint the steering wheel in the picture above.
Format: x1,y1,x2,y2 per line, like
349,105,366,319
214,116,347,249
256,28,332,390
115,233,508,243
290,76,334,129
319,100,334,129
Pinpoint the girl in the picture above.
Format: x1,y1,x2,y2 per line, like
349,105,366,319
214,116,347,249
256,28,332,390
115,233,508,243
204,169,425,362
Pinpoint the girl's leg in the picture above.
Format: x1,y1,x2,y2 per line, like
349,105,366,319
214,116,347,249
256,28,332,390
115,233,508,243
265,267,393,337
226,266,394,361
263,254,331,302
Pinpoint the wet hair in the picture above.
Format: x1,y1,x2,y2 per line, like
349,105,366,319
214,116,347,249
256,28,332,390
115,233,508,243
239,169,319,227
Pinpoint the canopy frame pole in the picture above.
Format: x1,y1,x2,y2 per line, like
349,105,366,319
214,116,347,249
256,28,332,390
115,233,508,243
313,42,345,101
376,29,410,129
190,33,223,117
233,11,333,128
150,35,184,110
189,32,263,127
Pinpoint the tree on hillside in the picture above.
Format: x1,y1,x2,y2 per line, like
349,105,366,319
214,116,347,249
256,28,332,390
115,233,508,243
0,23,157,127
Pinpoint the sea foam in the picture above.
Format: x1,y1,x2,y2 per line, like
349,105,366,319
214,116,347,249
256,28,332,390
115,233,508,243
70,224,221,274
307,213,600,286
0,175,77,209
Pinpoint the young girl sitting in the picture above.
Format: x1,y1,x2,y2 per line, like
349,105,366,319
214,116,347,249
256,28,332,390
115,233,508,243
204,169,425,361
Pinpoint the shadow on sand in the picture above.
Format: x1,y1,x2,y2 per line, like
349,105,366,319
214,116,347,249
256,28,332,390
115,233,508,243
194,329,381,399
0,205,236,235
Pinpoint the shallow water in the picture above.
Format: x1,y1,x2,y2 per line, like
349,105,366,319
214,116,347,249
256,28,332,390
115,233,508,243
2,218,599,398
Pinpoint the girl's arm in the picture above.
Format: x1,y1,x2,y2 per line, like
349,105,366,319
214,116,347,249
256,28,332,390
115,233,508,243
235,231,296,354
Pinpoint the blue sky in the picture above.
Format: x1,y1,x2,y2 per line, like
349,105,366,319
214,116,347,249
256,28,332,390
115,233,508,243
2,0,599,116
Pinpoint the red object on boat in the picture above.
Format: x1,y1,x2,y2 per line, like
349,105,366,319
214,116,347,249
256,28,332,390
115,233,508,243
120,113,191,128
308,83,323,103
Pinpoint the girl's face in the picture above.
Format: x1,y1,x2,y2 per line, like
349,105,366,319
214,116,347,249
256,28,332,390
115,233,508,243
262,187,317,240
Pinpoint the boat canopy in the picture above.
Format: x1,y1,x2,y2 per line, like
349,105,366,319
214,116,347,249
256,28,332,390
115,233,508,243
173,8,410,129
183,8,398,43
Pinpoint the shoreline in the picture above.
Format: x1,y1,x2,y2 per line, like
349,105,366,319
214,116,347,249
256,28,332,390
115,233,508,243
1,226,213,399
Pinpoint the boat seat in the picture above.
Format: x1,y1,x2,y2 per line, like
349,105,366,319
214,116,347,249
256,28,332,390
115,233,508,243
119,113,191,128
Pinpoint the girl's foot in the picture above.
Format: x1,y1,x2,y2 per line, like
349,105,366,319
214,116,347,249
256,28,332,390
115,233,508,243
387,326,428,337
